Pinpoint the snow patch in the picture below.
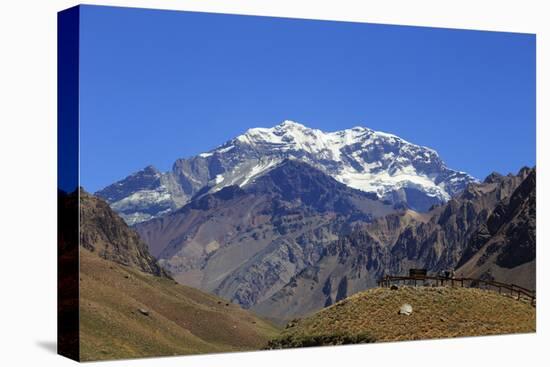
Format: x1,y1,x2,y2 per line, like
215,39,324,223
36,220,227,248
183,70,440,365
240,159,280,186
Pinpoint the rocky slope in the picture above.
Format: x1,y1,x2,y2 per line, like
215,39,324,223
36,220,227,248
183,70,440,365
74,190,278,361
97,120,476,224
135,160,396,308
254,167,533,323
456,168,536,289
80,189,169,277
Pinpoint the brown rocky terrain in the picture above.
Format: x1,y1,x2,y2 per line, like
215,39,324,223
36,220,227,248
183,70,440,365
456,168,535,288
254,167,534,324
80,190,169,277
135,160,395,308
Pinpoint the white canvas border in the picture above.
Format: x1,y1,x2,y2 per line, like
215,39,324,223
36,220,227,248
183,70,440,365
0,1,546,366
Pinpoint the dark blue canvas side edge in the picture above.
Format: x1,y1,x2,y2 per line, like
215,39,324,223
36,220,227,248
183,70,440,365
57,5,80,362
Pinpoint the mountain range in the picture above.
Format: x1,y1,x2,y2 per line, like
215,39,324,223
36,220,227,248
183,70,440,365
96,121,476,224
253,167,535,323
93,120,534,326
135,159,396,309
133,158,534,324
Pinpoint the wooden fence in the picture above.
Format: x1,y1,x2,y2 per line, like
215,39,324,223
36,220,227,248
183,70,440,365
377,274,536,306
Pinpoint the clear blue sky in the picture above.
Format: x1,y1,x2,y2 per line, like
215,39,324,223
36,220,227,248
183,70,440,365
79,5,535,193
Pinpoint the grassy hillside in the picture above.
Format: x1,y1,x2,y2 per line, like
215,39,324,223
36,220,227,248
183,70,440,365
80,249,279,361
268,286,535,348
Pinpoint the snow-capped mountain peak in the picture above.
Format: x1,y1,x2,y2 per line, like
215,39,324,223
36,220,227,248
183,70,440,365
233,120,439,164
96,120,477,224
229,122,467,198
234,120,371,162
277,119,307,129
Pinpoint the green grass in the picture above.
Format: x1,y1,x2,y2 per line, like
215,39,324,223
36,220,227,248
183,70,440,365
267,331,376,349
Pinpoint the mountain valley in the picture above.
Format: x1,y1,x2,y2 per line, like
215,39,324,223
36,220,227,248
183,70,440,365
67,190,278,360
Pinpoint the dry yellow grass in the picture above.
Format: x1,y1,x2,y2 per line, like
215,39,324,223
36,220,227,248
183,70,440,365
269,286,535,348
79,249,279,361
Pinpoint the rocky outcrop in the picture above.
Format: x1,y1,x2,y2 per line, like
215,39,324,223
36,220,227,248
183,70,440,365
456,168,535,289
79,189,170,277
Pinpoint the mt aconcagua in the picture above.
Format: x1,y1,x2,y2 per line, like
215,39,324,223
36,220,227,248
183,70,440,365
96,120,476,224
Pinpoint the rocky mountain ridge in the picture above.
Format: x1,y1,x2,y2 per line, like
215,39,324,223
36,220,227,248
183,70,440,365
79,189,170,277
135,159,396,308
97,121,476,224
252,167,534,322
134,152,534,324
456,168,535,286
